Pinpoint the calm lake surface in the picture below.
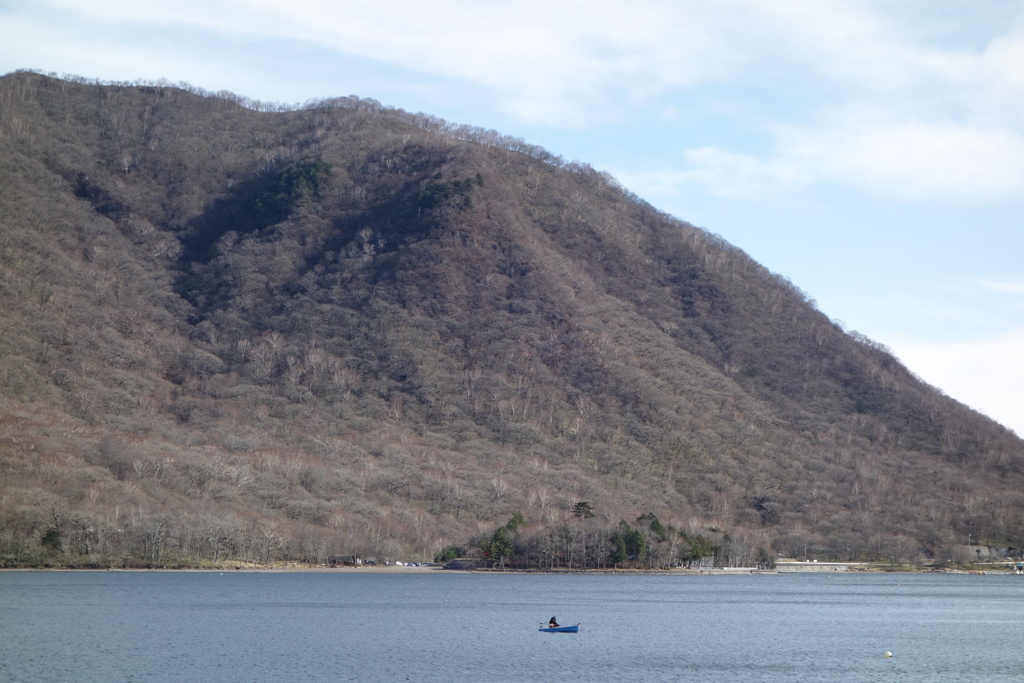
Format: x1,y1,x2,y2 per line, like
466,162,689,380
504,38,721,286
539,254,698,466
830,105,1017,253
2,570,1022,682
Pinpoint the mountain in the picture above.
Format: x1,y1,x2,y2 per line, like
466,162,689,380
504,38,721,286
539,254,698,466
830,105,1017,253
1,71,1021,569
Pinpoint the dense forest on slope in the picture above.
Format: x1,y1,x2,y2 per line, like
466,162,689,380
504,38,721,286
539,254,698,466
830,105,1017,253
1,71,1022,569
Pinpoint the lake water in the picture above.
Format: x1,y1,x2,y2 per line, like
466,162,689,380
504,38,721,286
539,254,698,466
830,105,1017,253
1,570,1022,682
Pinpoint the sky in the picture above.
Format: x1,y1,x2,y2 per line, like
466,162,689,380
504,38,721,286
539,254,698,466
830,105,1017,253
2,0,1023,436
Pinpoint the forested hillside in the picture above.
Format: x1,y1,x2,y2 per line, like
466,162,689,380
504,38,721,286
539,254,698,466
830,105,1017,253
1,71,1022,569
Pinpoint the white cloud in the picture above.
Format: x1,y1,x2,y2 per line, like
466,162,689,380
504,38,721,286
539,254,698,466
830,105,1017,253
9,1,928,123
615,148,811,200
12,3,1024,112
229,0,758,124
890,328,1024,437
628,117,1024,201
980,277,1024,295
781,118,1024,200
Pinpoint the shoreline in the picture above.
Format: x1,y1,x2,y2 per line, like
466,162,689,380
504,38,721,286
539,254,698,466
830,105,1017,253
2,564,1018,575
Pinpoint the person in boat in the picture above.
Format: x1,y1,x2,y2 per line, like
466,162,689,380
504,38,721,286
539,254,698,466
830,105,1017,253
548,617,559,628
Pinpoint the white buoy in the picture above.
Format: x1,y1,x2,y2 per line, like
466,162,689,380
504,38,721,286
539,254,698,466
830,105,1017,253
884,651,892,658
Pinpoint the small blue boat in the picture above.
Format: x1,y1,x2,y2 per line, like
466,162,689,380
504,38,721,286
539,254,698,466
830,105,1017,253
539,624,580,633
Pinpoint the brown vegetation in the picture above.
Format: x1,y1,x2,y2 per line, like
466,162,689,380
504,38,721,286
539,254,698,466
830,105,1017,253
1,71,1022,569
